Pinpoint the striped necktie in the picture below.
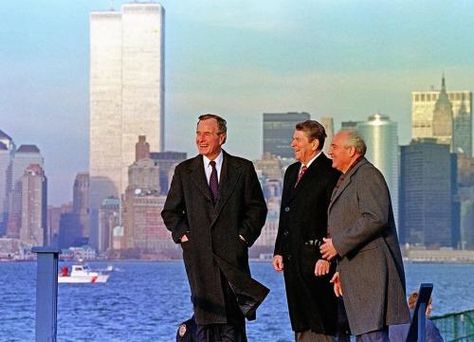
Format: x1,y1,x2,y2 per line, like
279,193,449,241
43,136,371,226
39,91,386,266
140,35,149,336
209,160,218,203
295,165,307,187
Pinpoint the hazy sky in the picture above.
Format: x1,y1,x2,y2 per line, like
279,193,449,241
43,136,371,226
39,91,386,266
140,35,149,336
1,0,474,205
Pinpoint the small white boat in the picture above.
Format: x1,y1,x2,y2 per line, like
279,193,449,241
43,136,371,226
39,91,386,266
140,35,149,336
58,264,110,284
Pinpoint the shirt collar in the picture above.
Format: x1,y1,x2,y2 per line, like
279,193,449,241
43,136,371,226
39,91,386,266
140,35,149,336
301,150,322,169
203,150,224,168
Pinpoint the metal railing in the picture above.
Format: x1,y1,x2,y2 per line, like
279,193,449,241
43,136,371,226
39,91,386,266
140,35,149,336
432,309,474,342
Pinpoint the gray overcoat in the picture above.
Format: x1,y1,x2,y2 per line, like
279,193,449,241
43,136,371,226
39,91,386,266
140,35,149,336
328,158,410,336
161,151,269,325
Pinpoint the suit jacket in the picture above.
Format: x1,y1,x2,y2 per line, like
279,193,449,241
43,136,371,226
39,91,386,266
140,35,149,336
161,151,269,325
328,158,410,336
274,153,341,333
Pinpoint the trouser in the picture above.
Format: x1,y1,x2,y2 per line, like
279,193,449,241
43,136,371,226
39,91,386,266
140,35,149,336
295,330,336,341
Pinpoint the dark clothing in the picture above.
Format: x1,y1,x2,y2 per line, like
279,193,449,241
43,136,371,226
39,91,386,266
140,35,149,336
274,153,341,334
162,151,269,326
195,322,247,342
176,316,197,342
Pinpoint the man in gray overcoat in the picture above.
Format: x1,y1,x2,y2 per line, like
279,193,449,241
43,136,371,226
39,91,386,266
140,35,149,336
162,114,269,342
320,130,410,341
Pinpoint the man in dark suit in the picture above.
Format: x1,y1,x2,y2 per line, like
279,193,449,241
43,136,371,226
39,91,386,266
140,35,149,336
320,130,409,342
273,120,341,342
162,113,269,342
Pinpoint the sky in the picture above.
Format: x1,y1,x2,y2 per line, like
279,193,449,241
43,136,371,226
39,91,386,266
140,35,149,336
1,0,474,205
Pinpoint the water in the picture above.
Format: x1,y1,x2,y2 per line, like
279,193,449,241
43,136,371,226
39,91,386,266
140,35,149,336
1,261,474,341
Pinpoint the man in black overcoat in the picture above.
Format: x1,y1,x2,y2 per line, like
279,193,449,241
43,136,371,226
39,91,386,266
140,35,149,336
273,120,341,342
162,113,269,342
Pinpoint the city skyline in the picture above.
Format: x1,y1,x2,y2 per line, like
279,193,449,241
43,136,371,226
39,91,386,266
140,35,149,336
2,0,474,204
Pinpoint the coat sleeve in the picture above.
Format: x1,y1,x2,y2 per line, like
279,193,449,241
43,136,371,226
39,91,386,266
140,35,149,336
238,163,268,247
332,166,391,258
161,167,190,243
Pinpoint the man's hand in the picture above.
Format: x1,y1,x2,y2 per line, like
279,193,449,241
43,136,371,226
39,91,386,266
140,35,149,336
272,255,284,272
180,234,189,243
320,237,338,261
330,271,343,297
314,259,330,276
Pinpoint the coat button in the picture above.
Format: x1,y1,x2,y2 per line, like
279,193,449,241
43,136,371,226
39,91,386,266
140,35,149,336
283,231,289,237
284,207,290,212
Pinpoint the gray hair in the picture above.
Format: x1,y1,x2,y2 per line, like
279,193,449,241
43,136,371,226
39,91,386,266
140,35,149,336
340,129,367,156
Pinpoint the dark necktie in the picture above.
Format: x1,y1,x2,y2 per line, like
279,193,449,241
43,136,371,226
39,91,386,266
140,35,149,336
295,165,307,187
209,160,218,203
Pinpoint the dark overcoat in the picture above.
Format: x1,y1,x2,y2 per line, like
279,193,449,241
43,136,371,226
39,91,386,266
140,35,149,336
274,153,341,334
161,151,269,325
328,158,410,336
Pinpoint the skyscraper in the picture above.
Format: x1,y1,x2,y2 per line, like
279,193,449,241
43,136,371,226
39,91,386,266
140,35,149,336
399,139,453,247
0,130,15,236
19,164,47,247
263,112,310,159
89,3,165,246
72,173,90,241
6,145,44,238
319,116,334,156
357,114,399,226
412,76,472,155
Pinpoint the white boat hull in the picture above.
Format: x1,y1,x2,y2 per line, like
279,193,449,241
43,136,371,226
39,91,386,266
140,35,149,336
58,274,109,284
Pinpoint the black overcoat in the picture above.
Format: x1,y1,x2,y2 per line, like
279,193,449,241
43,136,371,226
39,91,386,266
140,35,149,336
161,151,269,325
274,153,341,334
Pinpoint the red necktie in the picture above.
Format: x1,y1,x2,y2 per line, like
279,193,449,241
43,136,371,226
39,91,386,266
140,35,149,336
295,165,307,187
209,161,218,203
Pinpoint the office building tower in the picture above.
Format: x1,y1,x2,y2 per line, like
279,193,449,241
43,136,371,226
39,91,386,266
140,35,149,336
89,3,165,246
19,164,47,247
98,197,120,253
6,145,44,238
72,173,90,241
412,76,472,155
47,203,73,247
319,116,334,156
150,151,187,194
357,114,399,226
122,136,169,254
263,112,310,159
399,139,453,247
0,130,15,236
340,121,359,130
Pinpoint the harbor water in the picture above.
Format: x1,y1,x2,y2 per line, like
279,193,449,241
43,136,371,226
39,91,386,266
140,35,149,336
2,261,474,341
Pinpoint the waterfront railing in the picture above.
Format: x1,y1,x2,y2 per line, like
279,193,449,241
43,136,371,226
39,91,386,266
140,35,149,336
432,309,474,342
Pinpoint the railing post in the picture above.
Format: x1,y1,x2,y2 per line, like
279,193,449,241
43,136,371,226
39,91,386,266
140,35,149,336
418,302,426,342
32,247,61,342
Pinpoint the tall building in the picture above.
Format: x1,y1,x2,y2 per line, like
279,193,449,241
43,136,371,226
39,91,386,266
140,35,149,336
6,145,44,238
150,151,187,194
19,164,47,247
412,76,472,155
263,112,310,159
319,116,334,156
0,130,15,236
98,197,120,253
122,136,171,254
89,3,165,246
72,173,90,240
357,114,399,226
399,139,453,247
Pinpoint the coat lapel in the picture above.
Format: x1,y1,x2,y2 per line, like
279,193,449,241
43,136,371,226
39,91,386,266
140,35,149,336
188,155,213,202
215,151,241,214
328,158,367,212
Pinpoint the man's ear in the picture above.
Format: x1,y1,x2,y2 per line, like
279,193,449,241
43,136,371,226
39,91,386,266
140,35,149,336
313,139,320,151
